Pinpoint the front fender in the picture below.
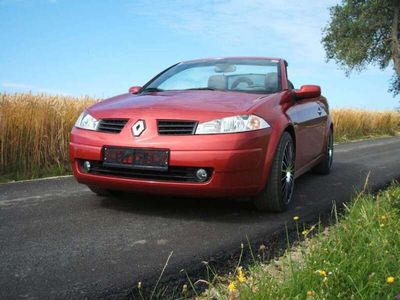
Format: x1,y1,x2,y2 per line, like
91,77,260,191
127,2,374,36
257,116,293,193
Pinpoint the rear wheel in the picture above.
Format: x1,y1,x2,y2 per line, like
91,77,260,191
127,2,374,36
312,129,333,175
253,132,295,212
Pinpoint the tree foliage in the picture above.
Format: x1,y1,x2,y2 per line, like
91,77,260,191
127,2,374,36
322,0,400,95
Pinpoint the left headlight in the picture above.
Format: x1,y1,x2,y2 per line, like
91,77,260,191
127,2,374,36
195,115,270,135
75,112,99,131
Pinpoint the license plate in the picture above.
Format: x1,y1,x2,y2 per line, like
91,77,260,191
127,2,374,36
103,147,169,171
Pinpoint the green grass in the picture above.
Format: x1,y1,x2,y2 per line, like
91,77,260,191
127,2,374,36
204,183,400,299
333,133,399,144
0,165,71,183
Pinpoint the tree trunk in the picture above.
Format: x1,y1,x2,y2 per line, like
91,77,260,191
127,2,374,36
392,0,400,76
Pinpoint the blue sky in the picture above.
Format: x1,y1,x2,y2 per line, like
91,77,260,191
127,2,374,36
0,0,398,110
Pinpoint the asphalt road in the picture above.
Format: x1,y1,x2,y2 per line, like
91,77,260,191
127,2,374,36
1,137,400,299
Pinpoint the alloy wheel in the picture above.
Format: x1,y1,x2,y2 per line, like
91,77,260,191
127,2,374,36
328,131,334,168
281,140,295,205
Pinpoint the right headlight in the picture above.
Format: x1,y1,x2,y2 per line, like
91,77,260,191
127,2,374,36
75,112,99,131
195,115,270,134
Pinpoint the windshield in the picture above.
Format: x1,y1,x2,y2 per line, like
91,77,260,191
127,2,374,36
142,59,281,94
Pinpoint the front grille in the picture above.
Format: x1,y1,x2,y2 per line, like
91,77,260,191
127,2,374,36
97,119,128,133
81,160,212,183
157,120,197,135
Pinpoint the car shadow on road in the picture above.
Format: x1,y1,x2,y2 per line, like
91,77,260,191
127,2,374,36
99,190,266,223
96,161,369,224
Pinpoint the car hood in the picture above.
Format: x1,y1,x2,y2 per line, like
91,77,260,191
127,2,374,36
88,90,273,121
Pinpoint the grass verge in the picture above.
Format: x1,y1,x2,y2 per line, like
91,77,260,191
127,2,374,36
199,183,400,299
0,165,71,183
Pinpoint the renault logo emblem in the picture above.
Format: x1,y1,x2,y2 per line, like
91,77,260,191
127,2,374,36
132,119,146,137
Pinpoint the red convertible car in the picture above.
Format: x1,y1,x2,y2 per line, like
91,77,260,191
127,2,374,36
70,57,333,212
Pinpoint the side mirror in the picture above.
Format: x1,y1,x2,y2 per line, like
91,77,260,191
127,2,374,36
294,85,321,99
129,86,142,94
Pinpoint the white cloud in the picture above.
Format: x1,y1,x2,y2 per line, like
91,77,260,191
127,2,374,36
130,0,338,62
0,0,57,4
1,81,68,95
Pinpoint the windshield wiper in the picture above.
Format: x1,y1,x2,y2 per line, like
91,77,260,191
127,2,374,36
141,87,164,93
183,87,217,91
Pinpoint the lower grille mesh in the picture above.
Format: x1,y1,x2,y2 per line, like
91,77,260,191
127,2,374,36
81,160,212,183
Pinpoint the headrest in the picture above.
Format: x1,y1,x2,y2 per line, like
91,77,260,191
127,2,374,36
208,75,226,90
265,72,279,92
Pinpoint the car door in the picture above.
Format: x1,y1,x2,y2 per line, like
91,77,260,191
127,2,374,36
291,97,326,169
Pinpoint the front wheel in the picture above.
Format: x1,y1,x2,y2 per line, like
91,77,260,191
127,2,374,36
253,132,295,212
312,128,333,175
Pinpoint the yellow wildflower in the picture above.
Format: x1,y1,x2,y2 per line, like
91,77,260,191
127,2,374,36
387,276,395,284
317,269,327,277
302,225,316,237
228,281,236,292
237,268,246,283
182,284,188,294
293,216,299,221
307,290,316,297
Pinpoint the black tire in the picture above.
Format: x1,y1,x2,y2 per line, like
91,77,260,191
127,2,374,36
88,185,113,196
312,129,333,175
253,132,295,212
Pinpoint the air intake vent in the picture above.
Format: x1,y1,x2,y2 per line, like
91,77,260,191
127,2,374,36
97,119,128,133
81,160,213,183
157,120,197,135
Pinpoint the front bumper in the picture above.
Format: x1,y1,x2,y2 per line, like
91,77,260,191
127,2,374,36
69,127,272,197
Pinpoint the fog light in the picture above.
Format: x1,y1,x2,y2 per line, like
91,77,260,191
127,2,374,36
196,168,208,182
82,161,91,172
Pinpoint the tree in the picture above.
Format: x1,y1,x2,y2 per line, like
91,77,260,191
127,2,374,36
322,0,400,95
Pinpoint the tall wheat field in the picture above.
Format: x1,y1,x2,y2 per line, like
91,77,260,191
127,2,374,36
0,93,399,181
0,93,97,180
